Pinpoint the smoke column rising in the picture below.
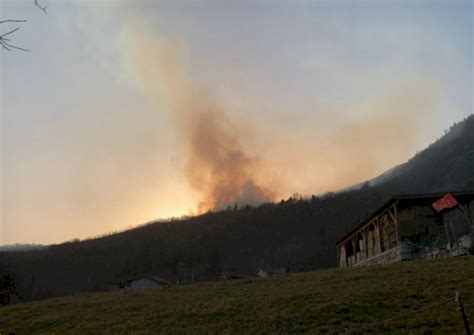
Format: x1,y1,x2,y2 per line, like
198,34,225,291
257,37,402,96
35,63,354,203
122,26,274,212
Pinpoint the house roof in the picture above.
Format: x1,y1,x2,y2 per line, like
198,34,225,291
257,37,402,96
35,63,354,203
336,190,474,246
120,275,169,285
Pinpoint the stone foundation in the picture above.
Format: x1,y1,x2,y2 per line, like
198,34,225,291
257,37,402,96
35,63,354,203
353,245,411,267
352,235,472,267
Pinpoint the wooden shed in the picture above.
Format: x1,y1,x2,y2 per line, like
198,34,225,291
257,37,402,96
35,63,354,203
337,191,474,267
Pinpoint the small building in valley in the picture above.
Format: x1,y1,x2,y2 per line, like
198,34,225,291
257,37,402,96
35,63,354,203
337,191,474,267
110,275,169,290
255,267,288,278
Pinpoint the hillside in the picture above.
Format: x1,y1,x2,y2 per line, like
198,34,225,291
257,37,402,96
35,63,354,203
1,115,473,302
1,256,474,334
352,115,474,190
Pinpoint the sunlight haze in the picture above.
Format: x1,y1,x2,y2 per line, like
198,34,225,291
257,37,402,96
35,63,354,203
1,0,472,244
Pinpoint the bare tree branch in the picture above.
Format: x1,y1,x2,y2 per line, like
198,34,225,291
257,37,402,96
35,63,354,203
0,20,27,24
1,39,30,52
34,0,48,15
0,24,30,52
1,27,20,38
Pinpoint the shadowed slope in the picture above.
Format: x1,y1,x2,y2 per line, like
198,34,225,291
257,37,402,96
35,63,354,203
1,256,474,334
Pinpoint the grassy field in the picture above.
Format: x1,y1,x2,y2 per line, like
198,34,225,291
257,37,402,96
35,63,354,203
1,256,474,334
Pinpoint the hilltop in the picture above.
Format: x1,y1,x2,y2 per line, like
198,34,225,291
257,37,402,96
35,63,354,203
1,256,473,334
1,115,473,302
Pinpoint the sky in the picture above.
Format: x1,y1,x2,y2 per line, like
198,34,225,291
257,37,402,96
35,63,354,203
0,0,472,245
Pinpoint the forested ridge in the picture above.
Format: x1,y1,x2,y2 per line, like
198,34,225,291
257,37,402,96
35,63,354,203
1,115,473,302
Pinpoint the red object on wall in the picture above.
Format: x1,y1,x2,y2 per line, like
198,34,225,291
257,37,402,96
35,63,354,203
432,193,459,212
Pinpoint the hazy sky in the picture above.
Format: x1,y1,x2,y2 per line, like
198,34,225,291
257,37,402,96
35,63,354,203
1,0,472,245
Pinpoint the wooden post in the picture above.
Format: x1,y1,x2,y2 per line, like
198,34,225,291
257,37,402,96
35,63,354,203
455,291,472,335
364,228,369,260
458,204,473,229
394,203,400,245
449,221,456,238
352,237,356,264
445,222,451,247
339,245,346,267
449,221,461,254
377,218,382,254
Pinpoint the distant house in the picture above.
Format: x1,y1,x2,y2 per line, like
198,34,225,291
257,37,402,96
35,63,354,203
255,267,288,278
110,275,169,290
337,191,474,267
255,268,269,278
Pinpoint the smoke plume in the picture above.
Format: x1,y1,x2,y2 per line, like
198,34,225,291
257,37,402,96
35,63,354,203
121,24,441,215
123,26,274,212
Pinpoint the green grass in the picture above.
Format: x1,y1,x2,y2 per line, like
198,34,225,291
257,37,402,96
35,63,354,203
1,256,474,334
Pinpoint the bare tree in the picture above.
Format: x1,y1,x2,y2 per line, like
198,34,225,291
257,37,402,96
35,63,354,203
0,0,48,52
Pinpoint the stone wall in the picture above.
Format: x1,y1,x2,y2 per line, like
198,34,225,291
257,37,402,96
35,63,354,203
353,245,411,267
353,235,472,267
409,234,472,260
